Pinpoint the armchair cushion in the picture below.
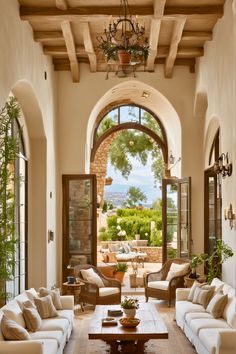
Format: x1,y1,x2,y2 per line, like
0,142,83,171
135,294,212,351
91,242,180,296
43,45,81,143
80,268,104,288
166,262,190,281
148,281,169,290
99,287,120,297
1,315,30,341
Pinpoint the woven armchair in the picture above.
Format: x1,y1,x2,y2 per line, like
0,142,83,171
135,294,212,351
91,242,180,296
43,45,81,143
74,264,121,307
144,258,190,306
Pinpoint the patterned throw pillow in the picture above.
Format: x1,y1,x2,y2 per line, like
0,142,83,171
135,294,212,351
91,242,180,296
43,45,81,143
188,281,206,302
1,315,30,340
206,293,228,318
38,287,63,310
34,294,58,319
22,306,42,332
192,285,215,308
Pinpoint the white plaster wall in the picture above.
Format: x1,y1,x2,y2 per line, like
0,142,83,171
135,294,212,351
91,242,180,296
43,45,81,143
0,0,58,288
196,0,236,286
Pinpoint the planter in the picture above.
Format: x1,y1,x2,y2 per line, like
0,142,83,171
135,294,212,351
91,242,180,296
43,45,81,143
113,271,125,285
118,50,131,64
123,308,136,317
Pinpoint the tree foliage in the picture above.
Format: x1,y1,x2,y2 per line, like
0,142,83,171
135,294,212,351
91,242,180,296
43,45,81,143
123,187,147,208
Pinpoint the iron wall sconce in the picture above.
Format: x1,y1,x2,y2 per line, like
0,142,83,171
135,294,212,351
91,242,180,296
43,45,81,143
48,230,54,242
224,203,235,229
214,152,232,178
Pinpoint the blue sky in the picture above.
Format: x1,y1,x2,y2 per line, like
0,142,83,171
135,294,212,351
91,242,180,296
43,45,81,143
105,154,161,204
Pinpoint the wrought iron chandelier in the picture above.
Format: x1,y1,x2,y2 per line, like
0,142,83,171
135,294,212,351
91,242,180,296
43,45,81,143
97,0,149,63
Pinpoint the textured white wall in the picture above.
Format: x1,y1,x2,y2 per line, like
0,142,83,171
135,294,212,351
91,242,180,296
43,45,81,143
196,0,236,286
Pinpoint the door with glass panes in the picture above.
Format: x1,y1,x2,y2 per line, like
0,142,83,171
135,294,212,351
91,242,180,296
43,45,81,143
162,177,191,264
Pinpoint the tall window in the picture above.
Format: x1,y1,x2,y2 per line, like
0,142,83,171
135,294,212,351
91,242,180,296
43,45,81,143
6,118,28,299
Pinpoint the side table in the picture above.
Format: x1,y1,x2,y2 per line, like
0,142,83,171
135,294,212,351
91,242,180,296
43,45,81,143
62,282,84,311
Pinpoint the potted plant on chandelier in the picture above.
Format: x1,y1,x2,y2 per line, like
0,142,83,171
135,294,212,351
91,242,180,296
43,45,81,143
96,0,149,65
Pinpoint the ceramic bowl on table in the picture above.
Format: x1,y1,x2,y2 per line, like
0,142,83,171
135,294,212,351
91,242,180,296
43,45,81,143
119,317,140,328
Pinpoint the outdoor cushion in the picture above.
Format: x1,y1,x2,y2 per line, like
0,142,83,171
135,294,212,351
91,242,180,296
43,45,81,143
99,287,120,297
147,280,169,290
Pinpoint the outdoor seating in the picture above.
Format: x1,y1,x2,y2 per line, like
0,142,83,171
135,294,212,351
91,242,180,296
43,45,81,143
144,258,190,306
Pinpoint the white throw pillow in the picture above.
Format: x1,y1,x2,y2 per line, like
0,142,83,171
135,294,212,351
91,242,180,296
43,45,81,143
166,262,189,281
81,268,104,288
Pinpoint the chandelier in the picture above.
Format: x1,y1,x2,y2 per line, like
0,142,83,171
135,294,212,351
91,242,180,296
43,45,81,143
97,0,149,63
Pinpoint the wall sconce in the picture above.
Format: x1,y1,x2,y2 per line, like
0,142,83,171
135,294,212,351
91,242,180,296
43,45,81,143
169,151,175,165
224,203,235,229
214,152,232,178
48,230,54,243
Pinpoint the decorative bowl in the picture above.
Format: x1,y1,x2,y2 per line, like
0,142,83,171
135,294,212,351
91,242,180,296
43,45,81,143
119,317,140,328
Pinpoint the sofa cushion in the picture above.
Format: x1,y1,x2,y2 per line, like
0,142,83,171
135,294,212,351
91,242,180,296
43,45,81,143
2,300,26,328
22,306,42,332
206,293,228,319
185,312,213,325
147,280,169,290
34,295,58,319
175,300,205,319
57,309,74,324
166,262,189,281
190,318,230,335
1,315,30,341
80,268,104,288
192,286,215,308
39,288,63,310
39,317,69,333
29,330,63,347
223,296,236,328
198,328,234,354
99,287,120,297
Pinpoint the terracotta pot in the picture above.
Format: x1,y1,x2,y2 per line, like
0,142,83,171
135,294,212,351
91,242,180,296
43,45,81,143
114,271,125,285
118,50,131,64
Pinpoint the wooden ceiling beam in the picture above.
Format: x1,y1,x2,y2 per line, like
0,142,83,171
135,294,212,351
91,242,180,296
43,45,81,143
34,31,63,42
61,20,80,82
157,46,203,57
20,5,223,22
165,17,186,78
82,22,97,72
182,31,212,42
147,0,166,71
55,0,67,10
44,45,85,55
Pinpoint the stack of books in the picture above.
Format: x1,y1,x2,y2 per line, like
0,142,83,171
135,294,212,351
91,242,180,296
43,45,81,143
107,309,123,317
101,317,118,326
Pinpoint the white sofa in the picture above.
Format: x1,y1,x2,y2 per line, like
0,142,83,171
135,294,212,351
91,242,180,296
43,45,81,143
0,288,74,354
176,278,236,354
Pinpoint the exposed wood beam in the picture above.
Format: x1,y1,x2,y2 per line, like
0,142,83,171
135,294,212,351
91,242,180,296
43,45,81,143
82,22,97,72
147,0,166,71
44,45,85,55
20,5,223,22
157,46,204,57
61,20,80,82
156,58,196,73
165,17,186,78
34,31,63,42
182,31,212,42
55,0,67,10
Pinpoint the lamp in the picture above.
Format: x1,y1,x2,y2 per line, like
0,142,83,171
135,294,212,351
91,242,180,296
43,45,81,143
97,0,149,64
224,203,235,229
169,151,175,165
214,152,232,178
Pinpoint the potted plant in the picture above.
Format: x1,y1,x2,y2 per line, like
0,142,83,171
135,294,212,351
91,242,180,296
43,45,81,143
113,262,128,285
97,41,149,63
121,296,139,317
189,254,208,279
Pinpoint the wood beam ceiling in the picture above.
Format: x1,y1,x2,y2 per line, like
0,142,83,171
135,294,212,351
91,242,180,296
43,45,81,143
82,22,97,72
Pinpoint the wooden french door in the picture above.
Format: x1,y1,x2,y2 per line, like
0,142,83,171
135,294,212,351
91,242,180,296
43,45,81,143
62,174,97,282
162,177,191,264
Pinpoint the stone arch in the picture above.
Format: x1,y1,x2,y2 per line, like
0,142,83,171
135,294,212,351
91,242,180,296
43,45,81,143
11,80,47,289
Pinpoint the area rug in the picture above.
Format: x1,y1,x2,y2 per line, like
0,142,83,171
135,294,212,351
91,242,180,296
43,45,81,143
64,299,196,354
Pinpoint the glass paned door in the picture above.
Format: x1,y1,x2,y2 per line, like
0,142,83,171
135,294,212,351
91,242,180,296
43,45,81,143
162,177,191,263
62,175,97,281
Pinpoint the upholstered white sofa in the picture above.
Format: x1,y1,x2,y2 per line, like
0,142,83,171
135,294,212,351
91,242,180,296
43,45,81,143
176,278,236,354
0,288,74,354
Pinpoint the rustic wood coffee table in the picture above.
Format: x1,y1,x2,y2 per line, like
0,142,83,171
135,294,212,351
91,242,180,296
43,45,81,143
88,303,168,353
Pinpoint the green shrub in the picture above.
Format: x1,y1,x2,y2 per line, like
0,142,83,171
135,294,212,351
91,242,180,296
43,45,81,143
114,262,128,273
107,215,117,228
168,248,177,259
149,229,162,246
98,231,111,242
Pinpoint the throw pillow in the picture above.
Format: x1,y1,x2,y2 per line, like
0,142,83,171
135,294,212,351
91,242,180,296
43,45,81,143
38,287,63,310
188,281,206,302
22,306,42,332
25,288,39,301
192,286,215,308
80,268,104,288
34,294,58,319
1,315,30,341
206,293,228,318
166,262,189,281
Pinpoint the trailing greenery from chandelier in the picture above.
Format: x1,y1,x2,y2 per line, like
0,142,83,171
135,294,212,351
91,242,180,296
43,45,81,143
0,97,21,302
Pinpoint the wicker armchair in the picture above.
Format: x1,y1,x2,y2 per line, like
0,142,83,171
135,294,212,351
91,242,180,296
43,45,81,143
144,258,190,306
74,264,121,307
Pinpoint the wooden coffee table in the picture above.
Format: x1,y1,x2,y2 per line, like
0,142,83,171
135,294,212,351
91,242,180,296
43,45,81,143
88,302,168,353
